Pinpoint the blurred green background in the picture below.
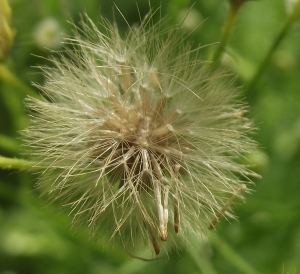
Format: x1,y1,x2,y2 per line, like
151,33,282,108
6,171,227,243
1,0,300,273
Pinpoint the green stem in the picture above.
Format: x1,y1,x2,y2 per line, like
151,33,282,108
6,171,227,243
0,64,40,99
211,3,241,63
0,155,34,169
245,0,300,95
186,240,218,274
210,233,260,274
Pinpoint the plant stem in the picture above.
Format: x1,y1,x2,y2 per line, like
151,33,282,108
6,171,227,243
245,0,300,95
0,64,40,99
211,3,241,63
210,233,260,274
187,240,218,274
0,155,34,169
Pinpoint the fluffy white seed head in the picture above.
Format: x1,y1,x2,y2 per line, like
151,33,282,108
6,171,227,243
23,12,257,255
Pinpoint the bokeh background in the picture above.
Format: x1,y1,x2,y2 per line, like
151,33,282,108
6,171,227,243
1,0,300,273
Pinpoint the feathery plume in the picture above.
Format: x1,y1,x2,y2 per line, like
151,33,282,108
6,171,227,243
23,11,257,255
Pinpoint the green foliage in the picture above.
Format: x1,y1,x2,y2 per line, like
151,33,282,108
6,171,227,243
1,0,300,273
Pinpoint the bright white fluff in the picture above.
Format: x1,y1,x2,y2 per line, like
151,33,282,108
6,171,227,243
23,12,257,255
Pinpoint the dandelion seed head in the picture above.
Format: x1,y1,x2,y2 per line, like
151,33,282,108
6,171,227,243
23,11,257,254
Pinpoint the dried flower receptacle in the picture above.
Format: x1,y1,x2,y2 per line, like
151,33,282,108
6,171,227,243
23,12,257,255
